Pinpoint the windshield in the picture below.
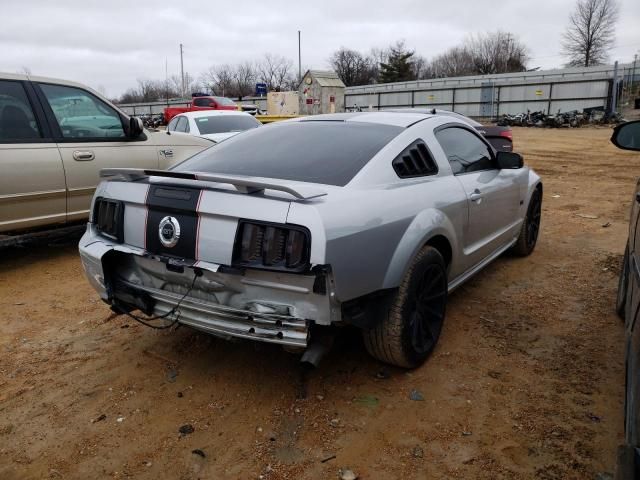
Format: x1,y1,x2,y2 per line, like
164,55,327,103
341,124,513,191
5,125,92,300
172,121,402,186
213,96,237,106
194,115,260,134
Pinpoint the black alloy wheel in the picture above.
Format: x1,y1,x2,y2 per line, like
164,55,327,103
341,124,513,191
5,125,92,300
526,190,542,250
408,263,447,355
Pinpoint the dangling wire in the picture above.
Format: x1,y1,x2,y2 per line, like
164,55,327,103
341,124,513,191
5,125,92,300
115,272,199,330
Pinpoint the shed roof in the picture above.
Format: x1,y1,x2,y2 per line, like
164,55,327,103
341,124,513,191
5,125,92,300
302,70,346,88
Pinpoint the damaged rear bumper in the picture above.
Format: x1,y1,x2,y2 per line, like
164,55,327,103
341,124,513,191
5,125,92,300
79,225,340,348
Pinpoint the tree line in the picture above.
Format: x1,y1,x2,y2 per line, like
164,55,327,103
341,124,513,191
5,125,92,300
116,0,618,103
330,31,530,87
117,54,297,103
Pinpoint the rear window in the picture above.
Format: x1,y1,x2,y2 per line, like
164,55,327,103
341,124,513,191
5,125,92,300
195,115,260,134
173,121,403,186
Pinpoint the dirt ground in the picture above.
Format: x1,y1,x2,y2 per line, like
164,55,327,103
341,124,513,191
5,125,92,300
0,126,638,480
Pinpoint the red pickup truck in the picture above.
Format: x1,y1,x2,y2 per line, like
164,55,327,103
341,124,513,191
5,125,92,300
164,96,238,123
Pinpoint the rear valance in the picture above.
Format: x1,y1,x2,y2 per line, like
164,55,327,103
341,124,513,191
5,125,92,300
100,168,327,201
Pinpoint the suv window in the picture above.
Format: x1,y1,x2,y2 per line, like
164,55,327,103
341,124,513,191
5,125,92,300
39,83,125,139
175,116,189,133
435,127,494,174
193,98,212,107
0,80,42,141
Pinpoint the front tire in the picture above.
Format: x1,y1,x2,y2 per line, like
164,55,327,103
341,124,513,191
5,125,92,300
513,187,542,256
617,245,629,321
363,246,447,368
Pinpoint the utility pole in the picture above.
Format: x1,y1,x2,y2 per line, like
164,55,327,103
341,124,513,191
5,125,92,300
165,58,169,106
298,30,302,84
611,60,619,114
633,53,638,90
180,43,185,99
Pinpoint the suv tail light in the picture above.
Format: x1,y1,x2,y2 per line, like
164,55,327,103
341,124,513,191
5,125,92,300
92,198,124,242
233,221,310,272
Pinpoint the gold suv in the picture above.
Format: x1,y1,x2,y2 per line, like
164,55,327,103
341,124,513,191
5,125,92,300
0,72,212,241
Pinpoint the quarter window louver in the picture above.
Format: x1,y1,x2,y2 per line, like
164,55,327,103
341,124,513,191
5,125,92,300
392,141,438,178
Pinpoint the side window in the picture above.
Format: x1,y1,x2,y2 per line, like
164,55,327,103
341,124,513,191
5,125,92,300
167,117,179,132
175,117,188,133
0,80,42,141
392,140,438,178
435,127,494,174
193,98,212,107
39,83,125,139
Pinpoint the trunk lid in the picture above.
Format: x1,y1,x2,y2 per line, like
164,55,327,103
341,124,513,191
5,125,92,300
99,168,326,267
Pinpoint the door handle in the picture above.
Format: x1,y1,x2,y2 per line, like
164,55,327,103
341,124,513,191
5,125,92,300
469,189,483,203
72,150,95,161
160,149,174,157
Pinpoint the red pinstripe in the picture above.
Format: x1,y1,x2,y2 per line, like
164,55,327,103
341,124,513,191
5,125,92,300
195,190,203,261
143,184,150,251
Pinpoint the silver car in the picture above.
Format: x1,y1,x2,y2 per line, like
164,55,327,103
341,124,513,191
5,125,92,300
79,112,542,368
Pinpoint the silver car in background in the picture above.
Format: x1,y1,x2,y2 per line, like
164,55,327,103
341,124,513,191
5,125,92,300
79,111,542,368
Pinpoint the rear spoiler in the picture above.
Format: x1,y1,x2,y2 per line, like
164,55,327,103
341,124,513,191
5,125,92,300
100,168,327,201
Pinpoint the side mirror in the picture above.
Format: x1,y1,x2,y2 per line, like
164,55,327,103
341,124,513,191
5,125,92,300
128,116,144,138
611,120,640,151
496,151,524,169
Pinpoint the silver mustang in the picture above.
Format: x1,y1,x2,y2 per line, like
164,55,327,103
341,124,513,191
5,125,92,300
79,111,542,368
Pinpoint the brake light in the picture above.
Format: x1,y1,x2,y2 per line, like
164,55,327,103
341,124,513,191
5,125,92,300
92,197,124,243
234,221,310,272
500,129,513,140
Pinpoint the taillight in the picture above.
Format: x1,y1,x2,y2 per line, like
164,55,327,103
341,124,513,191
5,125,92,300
500,129,513,140
233,221,310,272
92,197,124,243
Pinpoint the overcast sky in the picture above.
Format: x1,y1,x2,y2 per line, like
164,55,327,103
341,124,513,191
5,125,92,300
1,0,638,98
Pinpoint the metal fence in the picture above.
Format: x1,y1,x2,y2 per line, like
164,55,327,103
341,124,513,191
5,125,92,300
344,63,638,118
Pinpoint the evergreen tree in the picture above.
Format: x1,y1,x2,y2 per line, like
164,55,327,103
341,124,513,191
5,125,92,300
378,43,416,83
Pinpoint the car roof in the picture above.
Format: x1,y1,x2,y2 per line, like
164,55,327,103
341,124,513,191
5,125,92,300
179,110,253,119
296,111,436,128
383,108,482,126
0,71,101,91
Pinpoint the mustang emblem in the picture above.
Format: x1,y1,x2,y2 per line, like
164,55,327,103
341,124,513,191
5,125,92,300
158,216,180,248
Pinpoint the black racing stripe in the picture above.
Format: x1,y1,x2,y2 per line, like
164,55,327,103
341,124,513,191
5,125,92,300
145,185,201,260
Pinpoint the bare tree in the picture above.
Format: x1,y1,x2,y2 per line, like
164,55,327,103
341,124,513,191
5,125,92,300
201,65,233,96
562,0,619,67
429,31,528,78
466,31,528,74
412,55,432,80
329,47,376,86
431,47,474,78
257,53,295,91
233,61,257,100
168,72,199,98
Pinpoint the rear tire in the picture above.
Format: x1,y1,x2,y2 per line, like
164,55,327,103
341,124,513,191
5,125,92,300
363,246,447,368
512,187,542,256
617,245,629,321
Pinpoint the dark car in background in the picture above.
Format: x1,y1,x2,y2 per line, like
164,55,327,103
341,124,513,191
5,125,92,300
389,108,513,152
613,120,640,480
